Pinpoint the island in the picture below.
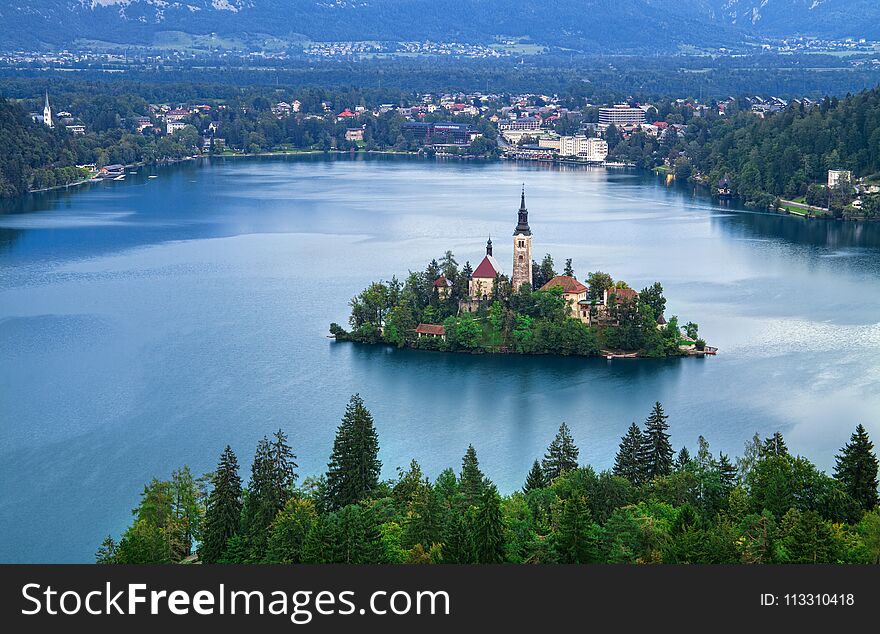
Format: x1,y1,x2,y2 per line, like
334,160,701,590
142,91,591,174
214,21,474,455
331,190,712,359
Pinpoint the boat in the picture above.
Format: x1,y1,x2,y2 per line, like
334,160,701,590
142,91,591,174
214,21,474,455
113,175,125,181
148,175,158,179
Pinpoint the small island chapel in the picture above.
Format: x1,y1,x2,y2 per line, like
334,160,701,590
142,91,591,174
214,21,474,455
418,188,642,340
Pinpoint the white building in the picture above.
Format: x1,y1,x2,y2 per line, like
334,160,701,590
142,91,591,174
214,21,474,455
828,170,852,188
558,136,608,162
598,105,645,126
166,120,188,135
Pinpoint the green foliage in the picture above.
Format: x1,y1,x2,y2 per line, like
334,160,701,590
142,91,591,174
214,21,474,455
834,424,880,512
199,445,242,564
101,395,878,565
326,394,382,511
542,422,580,481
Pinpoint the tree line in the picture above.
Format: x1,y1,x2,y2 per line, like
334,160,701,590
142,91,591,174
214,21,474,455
96,396,880,565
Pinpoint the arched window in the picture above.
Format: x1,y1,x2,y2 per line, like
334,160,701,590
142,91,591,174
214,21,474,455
519,255,524,261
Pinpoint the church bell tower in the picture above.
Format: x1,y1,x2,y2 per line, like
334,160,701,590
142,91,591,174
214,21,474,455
43,91,53,128
512,186,533,291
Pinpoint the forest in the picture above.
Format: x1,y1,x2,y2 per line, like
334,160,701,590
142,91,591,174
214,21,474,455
331,251,701,357
95,395,880,565
605,88,880,218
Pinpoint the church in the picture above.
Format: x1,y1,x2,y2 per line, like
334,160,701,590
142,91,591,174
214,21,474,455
463,187,533,304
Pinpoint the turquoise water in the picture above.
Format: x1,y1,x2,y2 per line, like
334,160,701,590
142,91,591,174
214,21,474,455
2,155,880,562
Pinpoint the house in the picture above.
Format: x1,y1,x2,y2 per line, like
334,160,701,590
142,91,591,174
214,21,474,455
828,170,852,189
415,324,445,339
166,120,188,135
65,124,86,135
604,286,639,306
165,108,190,122
469,237,502,299
433,276,453,299
345,127,365,142
540,275,589,322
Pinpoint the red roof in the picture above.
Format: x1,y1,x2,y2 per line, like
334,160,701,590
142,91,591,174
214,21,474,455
472,254,502,279
607,287,639,303
338,109,356,117
434,276,453,288
540,275,588,294
415,323,445,335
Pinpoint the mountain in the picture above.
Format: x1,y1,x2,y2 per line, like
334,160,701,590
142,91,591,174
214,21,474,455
711,0,880,38
1,1,878,52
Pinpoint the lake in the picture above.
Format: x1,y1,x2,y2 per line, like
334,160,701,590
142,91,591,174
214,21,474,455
2,154,880,563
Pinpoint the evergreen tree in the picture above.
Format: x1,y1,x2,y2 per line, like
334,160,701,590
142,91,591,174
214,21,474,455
95,536,118,564
459,444,485,505
473,486,505,563
543,422,580,480
199,445,242,564
834,424,880,511
675,446,692,471
326,394,382,511
300,514,339,564
441,511,475,564
554,495,597,563
718,452,738,497
266,498,317,564
761,431,789,457
244,430,297,560
613,422,645,485
563,258,575,277
523,459,547,493
639,402,674,480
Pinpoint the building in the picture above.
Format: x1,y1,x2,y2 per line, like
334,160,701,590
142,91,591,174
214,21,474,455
511,188,533,292
42,91,53,128
598,105,646,126
166,120,188,135
540,275,589,322
828,170,852,189
165,108,190,122
433,276,453,299
558,136,608,162
469,237,503,299
499,116,541,132
65,124,85,135
415,324,445,340
345,127,364,142
401,121,474,146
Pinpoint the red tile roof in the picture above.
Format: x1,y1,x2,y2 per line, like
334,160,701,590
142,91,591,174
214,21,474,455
607,287,639,303
472,254,502,279
415,323,445,335
433,275,453,288
540,275,588,294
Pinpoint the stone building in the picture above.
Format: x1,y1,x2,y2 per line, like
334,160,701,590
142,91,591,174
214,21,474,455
511,188,533,292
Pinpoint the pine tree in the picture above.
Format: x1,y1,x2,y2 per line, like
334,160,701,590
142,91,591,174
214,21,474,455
523,459,547,493
441,511,475,564
761,431,788,457
244,430,297,560
675,447,692,471
543,422,580,480
554,495,597,563
326,394,382,511
300,514,339,564
95,536,118,564
563,258,574,277
718,452,738,496
834,424,880,511
199,445,242,564
639,402,674,480
459,444,485,506
613,422,645,485
473,485,505,563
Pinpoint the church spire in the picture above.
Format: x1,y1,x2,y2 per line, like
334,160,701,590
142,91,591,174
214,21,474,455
486,235,493,256
514,184,531,236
